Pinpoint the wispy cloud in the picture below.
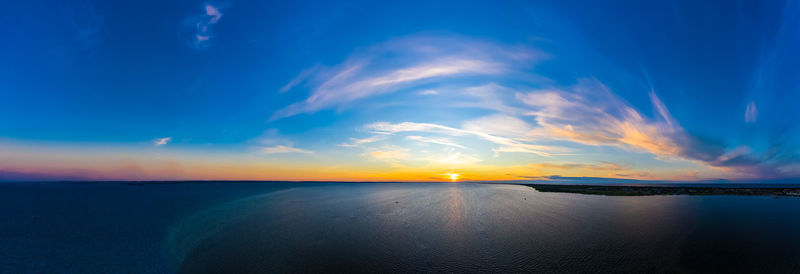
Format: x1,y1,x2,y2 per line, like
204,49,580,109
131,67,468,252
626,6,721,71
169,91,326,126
458,83,526,115
279,65,321,93
338,136,386,147
417,89,439,95
438,152,481,165
512,79,794,177
367,121,558,157
745,101,758,123
462,114,533,139
154,137,172,146
262,145,313,155
253,130,314,155
519,79,684,158
273,36,544,119
190,3,227,48
406,136,465,149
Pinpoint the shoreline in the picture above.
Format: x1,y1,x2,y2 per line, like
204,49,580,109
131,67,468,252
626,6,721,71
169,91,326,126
523,184,800,197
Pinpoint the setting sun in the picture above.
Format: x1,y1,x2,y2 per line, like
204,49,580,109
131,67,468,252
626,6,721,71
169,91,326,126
445,172,460,182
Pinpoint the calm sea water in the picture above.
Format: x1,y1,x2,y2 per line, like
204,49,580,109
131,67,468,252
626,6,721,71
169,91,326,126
2,182,800,273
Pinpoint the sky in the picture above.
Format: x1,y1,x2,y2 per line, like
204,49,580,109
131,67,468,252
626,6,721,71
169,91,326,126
2,0,800,182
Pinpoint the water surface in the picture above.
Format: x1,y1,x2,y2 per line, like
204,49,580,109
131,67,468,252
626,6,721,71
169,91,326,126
2,182,800,273
176,183,800,273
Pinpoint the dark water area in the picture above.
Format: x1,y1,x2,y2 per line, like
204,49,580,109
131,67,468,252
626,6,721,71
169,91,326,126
2,182,800,273
0,182,295,273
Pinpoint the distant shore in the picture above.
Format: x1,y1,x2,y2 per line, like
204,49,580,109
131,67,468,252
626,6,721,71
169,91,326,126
524,184,800,197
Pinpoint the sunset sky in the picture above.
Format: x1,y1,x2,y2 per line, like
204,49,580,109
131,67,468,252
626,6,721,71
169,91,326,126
2,0,800,182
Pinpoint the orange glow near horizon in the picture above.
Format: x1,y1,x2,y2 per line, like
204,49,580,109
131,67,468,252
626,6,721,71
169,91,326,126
0,139,733,182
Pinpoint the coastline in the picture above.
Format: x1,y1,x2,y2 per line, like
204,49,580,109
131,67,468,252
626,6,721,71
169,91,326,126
523,184,800,197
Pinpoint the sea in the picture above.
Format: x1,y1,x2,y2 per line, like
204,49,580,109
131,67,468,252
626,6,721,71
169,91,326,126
1,182,799,273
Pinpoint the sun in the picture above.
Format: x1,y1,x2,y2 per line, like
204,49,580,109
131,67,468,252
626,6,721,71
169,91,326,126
444,172,460,182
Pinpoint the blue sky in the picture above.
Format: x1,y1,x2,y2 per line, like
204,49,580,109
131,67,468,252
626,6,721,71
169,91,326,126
2,0,800,181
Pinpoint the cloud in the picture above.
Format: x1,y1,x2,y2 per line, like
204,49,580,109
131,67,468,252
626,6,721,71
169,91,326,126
367,121,559,156
462,114,533,139
438,152,482,165
279,65,321,93
458,83,526,115
154,137,172,146
338,136,386,147
205,4,222,23
262,145,313,154
252,130,316,155
417,89,439,95
406,135,465,148
273,36,543,119
512,79,795,177
745,101,758,123
519,79,686,158
190,3,227,48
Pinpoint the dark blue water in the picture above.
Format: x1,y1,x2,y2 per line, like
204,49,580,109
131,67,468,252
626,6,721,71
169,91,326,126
2,182,800,273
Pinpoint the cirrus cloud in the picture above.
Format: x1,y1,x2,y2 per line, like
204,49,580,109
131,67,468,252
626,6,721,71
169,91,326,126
367,121,560,157
745,101,758,123
273,36,545,119
188,2,228,48
154,137,172,146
